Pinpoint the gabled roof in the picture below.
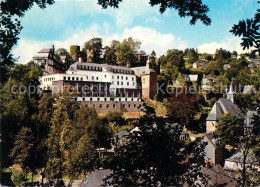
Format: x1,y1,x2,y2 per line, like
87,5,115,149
131,66,155,77
38,48,52,53
80,169,112,187
218,99,243,119
206,98,244,121
114,130,129,139
200,165,238,186
206,103,224,121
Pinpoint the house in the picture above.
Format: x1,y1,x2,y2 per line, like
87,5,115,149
201,77,213,90
202,132,225,165
33,45,67,75
223,64,231,70
224,151,259,172
40,59,145,112
231,55,237,59
131,60,157,99
112,130,130,148
183,56,188,60
198,54,206,61
243,85,257,94
199,165,238,186
129,123,188,141
176,73,199,86
245,110,258,129
206,85,244,133
80,169,113,187
192,62,208,69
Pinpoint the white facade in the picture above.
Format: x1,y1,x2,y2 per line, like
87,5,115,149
41,62,137,91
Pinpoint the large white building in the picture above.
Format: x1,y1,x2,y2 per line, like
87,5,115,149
41,61,137,96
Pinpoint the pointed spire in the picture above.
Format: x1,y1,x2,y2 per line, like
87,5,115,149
227,83,235,103
228,83,234,94
146,57,150,69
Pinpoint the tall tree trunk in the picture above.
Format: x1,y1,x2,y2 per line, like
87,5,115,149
242,153,246,187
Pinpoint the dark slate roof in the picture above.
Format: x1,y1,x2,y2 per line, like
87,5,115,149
206,98,243,121
131,66,155,77
80,169,113,187
224,150,257,166
201,165,238,186
38,48,52,53
68,62,135,74
206,103,224,121
218,99,243,119
114,130,129,139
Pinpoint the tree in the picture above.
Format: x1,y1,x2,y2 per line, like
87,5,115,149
216,111,260,186
217,113,244,146
115,37,141,67
0,62,42,169
148,50,157,71
82,38,103,62
0,0,54,83
10,127,35,178
105,109,207,186
98,0,211,25
167,93,200,128
103,40,119,64
230,4,259,53
104,111,125,125
45,108,68,183
160,49,185,83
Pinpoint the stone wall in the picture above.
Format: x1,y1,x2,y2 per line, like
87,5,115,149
141,73,157,99
81,101,144,112
206,120,218,133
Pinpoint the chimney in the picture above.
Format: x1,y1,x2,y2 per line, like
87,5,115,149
52,45,55,52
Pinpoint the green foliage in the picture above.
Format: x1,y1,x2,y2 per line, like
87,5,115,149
217,112,244,146
10,127,39,177
97,0,211,25
235,93,258,113
104,111,125,126
149,50,157,71
103,41,118,64
0,0,54,82
105,110,206,186
160,49,184,82
115,37,141,67
0,62,42,168
230,7,260,52
185,48,198,63
215,48,231,61
167,93,200,127
11,170,27,187
83,37,103,62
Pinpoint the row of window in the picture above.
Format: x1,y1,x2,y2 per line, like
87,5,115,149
44,77,55,82
86,103,142,109
112,75,134,81
80,98,138,101
76,65,134,74
111,81,135,86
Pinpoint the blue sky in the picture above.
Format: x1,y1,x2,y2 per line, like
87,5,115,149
13,0,258,63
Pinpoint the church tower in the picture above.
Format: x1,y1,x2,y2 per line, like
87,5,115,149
227,84,235,103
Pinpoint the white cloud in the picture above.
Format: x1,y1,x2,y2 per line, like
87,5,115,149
197,36,250,54
106,0,160,28
13,25,250,64
12,25,188,63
